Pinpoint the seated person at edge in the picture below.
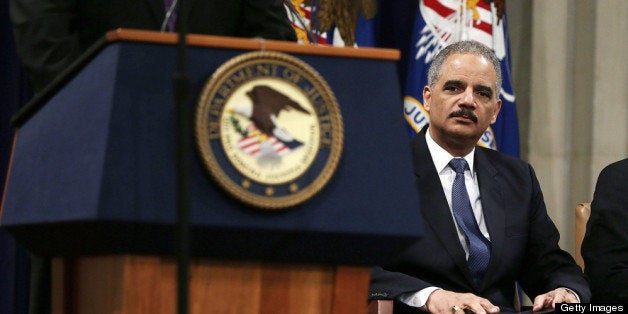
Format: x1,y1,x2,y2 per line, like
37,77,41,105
582,158,628,302
369,40,590,313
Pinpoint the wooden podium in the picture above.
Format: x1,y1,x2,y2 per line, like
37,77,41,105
52,256,370,314
2,30,423,314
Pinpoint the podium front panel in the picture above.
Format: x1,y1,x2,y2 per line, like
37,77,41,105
2,40,423,265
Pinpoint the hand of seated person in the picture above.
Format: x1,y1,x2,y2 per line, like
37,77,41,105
426,289,500,314
532,288,579,311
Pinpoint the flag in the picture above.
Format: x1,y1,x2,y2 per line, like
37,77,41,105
284,0,378,47
237,124,302,157
403,0,519,157
284,0,330,44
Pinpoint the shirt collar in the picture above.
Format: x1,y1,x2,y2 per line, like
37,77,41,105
425,128,476,177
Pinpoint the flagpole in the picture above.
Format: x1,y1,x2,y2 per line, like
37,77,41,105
458,0,465,41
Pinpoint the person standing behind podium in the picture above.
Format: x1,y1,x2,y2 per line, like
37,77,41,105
9,2,295,314
369,40,590,313
10,0,297,92
582,158,628,302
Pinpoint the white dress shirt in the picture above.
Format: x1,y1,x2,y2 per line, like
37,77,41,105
425,129,491,252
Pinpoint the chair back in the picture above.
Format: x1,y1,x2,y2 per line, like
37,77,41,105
575,202,591,270
368,300,393,314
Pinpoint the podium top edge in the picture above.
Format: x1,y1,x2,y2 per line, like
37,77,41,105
11,29,400,128
105,28,401,61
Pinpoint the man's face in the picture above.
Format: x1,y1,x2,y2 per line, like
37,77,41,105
423,53,502,150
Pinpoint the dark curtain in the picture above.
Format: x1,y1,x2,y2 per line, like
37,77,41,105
1,1,33,314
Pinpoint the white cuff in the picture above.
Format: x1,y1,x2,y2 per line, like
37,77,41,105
562,287,581,302
399,287,441,309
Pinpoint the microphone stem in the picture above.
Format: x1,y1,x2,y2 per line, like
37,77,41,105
174,0,190,313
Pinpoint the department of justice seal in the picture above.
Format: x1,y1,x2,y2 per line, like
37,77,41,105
195,51,343,210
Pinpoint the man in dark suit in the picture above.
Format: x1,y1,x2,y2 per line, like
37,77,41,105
370,40,590,313
582,158,628,302
10,0,297,92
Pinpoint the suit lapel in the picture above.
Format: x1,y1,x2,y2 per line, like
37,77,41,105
412,129,473,285
146,0,166,27
474,149,505,290
177,0,197,29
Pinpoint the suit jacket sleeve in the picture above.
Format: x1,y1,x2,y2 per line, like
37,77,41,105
513,163,591,302
582,158,628,302
10,0,83,91
370,266,434,300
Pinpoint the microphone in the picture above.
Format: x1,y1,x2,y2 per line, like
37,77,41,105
283,0,316,44
160,0,179,32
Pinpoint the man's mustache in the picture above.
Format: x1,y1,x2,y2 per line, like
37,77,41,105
449,108,478,123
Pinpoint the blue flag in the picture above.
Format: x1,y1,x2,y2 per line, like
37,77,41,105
403,0,519,157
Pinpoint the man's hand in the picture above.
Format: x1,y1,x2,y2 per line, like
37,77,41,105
426,289,500,314
532,288,579,311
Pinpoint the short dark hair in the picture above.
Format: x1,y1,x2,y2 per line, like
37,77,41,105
427,40,502,96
